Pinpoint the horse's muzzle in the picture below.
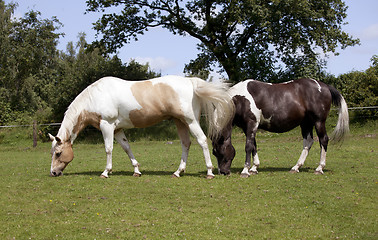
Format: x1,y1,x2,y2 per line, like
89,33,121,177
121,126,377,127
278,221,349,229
50,171,63,177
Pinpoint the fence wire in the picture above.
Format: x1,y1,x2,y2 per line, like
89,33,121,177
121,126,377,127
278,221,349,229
0,106,377,129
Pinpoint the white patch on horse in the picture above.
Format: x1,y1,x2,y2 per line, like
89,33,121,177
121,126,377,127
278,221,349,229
229,81,262,123
257,80,273,86
281,80,294,84
311,79,322,92
260,114,272,127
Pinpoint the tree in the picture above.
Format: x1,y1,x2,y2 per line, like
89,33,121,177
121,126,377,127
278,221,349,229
0,1,62,124
52,33,161,120
0,1,160,125
336,55,378,108
86,0,359,82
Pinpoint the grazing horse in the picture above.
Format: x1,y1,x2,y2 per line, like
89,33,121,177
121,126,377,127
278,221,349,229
48,75,234,179
212,78,349,177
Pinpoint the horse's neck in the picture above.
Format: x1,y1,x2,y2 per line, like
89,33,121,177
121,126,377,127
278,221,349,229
57,99,89,144
57,113,79,144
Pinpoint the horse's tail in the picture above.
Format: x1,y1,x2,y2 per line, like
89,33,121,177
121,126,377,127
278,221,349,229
190,78,235,138
327,85,349,143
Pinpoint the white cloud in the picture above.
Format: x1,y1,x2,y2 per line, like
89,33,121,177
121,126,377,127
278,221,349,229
361,23,378,40
133,56,178,72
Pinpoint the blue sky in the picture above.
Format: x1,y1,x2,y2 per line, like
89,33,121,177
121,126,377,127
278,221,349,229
8,0,378,80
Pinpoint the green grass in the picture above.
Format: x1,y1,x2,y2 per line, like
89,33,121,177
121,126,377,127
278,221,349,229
0,121,377,239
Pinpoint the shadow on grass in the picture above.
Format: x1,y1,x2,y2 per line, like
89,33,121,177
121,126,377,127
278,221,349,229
228,166,329,174
65,167,329,178
65,170,205,178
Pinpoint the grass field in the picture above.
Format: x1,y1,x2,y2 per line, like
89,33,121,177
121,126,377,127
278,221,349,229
0,121,377,239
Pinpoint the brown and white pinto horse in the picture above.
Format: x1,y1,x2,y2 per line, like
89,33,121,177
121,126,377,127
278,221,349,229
48,75,234,179
212,78,349,177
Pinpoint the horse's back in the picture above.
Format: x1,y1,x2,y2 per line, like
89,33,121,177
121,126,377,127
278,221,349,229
243,78,332,111
292,79,333,120
85,76,196,128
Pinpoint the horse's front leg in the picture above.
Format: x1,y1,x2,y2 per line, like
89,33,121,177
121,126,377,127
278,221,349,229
100,121,115,178
114,130,142,177
241,122,259,177
242,135,260,177
250,151,260,175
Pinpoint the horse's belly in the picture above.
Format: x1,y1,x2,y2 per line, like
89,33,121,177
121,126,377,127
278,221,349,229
259,115,301,133
129,110,171,128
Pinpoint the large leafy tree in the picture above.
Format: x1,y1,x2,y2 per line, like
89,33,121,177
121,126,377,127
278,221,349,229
86,0,359,82
52,33,160,120
0,1,62,123
326,55,378,108
0,1,160,125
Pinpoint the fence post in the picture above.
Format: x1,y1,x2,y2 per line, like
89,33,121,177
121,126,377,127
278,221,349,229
33,120,37,148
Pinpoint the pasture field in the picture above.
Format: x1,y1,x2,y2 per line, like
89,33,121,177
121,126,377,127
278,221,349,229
0,121,377,239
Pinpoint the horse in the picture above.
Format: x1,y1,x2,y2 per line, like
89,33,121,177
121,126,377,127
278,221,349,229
48,75,235,179
212,78,349,177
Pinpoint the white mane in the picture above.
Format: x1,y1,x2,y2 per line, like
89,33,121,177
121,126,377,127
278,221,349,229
57,84,94,142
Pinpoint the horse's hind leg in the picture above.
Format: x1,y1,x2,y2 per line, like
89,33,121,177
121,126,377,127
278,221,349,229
172,119,191,178
114,130,142,177
290,125,314,173
314,121,329,175
188,121,215,179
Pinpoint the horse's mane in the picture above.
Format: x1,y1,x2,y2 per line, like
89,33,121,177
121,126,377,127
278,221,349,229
58,84,94,141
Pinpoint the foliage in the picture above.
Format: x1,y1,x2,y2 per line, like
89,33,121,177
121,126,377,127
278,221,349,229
51,33,160,120
0,123,376,239
86,0,359,82
323,55,378,121
0,2,62,124
0,1,160,125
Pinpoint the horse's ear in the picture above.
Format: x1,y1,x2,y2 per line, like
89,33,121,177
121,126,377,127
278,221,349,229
48,133,62,144
48,133,55,142
55,136,62,144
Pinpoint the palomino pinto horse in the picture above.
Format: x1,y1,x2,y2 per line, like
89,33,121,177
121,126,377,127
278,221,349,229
49,75,234,179
212,78,349,177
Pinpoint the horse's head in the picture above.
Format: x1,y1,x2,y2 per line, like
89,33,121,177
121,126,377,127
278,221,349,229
48,133,74,177
212,135,235,175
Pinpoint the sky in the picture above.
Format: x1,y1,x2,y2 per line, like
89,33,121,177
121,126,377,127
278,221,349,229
7,0,378,80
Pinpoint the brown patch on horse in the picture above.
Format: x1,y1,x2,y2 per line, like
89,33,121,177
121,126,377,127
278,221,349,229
129,81,183,128
246,80,307,132
57,141,74,163
72,110,102,135
51,140,74,175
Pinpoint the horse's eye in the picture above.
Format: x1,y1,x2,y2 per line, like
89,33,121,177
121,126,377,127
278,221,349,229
56,152,62,158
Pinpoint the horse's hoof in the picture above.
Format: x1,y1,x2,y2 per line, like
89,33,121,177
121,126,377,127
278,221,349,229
240,173,250,178
249,171,258,175
314,170,324,175
100,175,108,179
171,173,180,178
289,170,298,174
206,175,215,179
133,172,141,177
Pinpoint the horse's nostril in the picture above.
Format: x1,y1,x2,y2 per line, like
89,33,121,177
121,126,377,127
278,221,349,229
52,171,57,176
